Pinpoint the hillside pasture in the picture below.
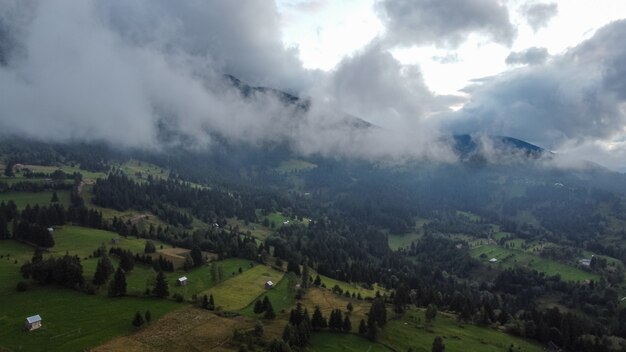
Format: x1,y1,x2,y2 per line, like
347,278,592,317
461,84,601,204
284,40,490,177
0,191,71,210
0,289,179,352
312,271,382,299
241,273,296,316
380,309,544,352
92,306,253,352
471,244,598,282
206,265,284,311
308,333,392,352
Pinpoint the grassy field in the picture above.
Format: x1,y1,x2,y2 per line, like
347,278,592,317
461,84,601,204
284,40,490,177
0,190,71,210
50,225,172,259
471,244,599,282
0,289,180,352
277,159,318,173
380,309,544,352
93,306,254,352
206,264,285,311
313,271,382,299
241,272,296,316
388,219,428,250
16,164,106,180
308,332,391,352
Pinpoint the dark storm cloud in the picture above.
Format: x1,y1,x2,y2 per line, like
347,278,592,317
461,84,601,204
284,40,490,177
447,20,626,150
521,2,558,31
505,47,549,66
376,0,516,48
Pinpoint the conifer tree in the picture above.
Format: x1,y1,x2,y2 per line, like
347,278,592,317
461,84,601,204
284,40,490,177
342,315,352,332
145,310,152,323
201,294,209,309
432,336,445,352
132,311,144,327
358,319,367,335
153,270,169,298
311,306,326,329
183,253,194,271
108,267,127,297
208,293,215,310
264,299,276,319
253,299,265,313
93,248,114,285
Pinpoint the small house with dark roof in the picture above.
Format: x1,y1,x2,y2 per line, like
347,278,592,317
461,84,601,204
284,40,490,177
25,315,42,331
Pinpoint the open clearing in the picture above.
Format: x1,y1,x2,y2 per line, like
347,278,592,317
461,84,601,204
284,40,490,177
93,306,252,352
240,273,296,316
0,190,71,210
307,332,392,351
470,244,598,282
206,264,284,311
0,289,179,352
277,159,317,173
380,309,544,352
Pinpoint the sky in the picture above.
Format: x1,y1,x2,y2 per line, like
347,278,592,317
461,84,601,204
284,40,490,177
1,0,626,170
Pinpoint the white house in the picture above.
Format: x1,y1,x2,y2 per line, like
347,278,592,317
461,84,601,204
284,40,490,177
265,280,274,289
489,258,498,263
47,227,54,234
177,276,188,286
25,315,42,331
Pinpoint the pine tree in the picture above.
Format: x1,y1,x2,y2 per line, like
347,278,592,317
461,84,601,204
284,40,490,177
183,253,194,271
311,306,326,330
432,336,445,352
262,296,271,311
301,261,310,289
329,309,343,331
108,267,127,297
0,214,9,240
132,311,144,327
358,319,367,335
144,240,156,253
51,191,59,203
264,299,276,319
93,249,114,285
31,248,43,264
282,324,297,347
254,299,265,313
425,304,438,323
190,245,203,267
208,294,215,310
342,315,352,332
153,270,169,298
313,274,321,286
366,311,378,341
201,294,210,309
347,302,354,314
145,310,152,323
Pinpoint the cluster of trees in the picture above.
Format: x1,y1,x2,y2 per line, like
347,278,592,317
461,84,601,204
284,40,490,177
92,173,264,226
0,202,104,246
282,303,312,348
252,296,276,319
20,250,84,289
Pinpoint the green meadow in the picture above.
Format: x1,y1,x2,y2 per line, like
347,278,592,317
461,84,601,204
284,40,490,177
470,244,598,282
0,191,71,210
379,309,544,352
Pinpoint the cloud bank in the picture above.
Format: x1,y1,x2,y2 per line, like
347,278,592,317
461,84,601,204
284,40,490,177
0,0,456,162
447,20,626,165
